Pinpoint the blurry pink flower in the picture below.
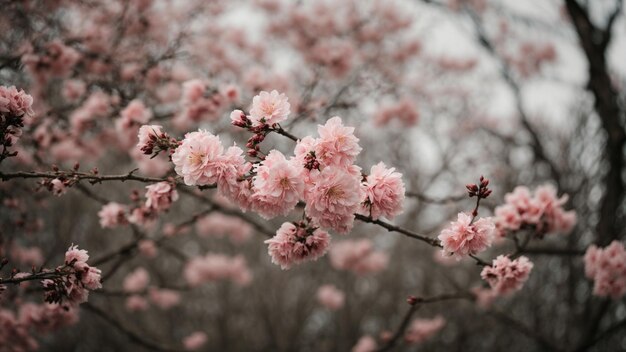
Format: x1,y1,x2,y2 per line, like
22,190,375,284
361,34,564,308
305,166,363,234
98,202,127,228
138,240,158,258
252,150,304,219
404,315,445,344
361,162,405,220
352,335,377,352
184,253,252,287
148,288,181,309
315,116,362,168
471,286,498,309
126,295,149,311
145,182,179,211
50,179,66,196
329,239,388,275
195,213,253,244
172,129,225,186
249,90,290,126
584,241,626,299
438,213,495,259
316,284,345,310
265,222,331,269
183,332,208,351
123,268,150,293
494,185,576,237
481,255,533,295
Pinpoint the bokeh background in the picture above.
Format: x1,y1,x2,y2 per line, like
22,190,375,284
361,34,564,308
1,0,626,351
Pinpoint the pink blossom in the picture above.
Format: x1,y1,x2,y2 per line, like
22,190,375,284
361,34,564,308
249,90,291,126
137,124,165,154
123,268,150,293
172,129,225,186
584,241,626,299
79,266,102,290
404,315,445,344
98,202,128,228
360,162,405,220
144,182,179,211
65,245,89,266
352,335,378,352
438,213,495,259
316,284,345,310
305,166,363,234
148,288,181,309
183,332,208,351
494,185,576,237
374,98,419,127
252,150,304,219
138,240,158,258
0,86,34,117
329,239,389,275
265,222,331,269
315,116,362,168
481,255,534,295
50,179,66,196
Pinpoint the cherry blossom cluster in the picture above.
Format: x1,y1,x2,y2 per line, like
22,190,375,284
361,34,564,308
438,213,496,259
0,86,34,162
494,185,576,238
584,241,626,299
328,239,389,275
183,253,252,287
174,79,236,128
265,221,331,270
438,176,496,259
480,255,534,296
0,303,78,352
39,245,102,307
98,181,178,228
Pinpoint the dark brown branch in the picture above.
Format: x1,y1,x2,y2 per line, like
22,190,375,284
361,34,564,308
83,303,182,352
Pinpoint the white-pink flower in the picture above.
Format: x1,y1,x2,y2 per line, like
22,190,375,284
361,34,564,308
315,116,362,168
249,90,290,126
361,162,405,220
144,182,179,211
172,129,225,186
265,222,331,269
438,213,496,259
481,255,534,295
305,166,363,234
65,245,89,266
252,150,304,219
